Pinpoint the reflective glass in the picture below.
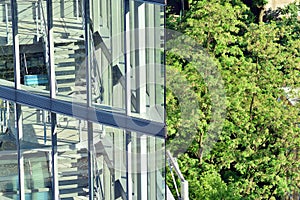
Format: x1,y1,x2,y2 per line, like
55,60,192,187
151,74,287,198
92,125,166,200
52,0,86,103
56,114,89,199
0,0,166,199
130,1,165,122
21,105,52,199
15,0,50,96
93,124,127,199
155,136,166,199
0,2,14,85
91,0,126,113
128,132,166,199
0,100,18,199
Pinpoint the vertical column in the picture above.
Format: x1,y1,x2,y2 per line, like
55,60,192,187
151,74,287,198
6,101,9,132
11,0,20,87
50,112,59,199
48,0,56,99
111,0,123,108
76,0,79,19
84,0,94,199
47,0,59,199
125,0,131,114
0,102,2,133
126,133,132,200
157,138,166,199
87,121,94,199
85,0,92,107
11,0,25,199
148,136,156,199
135,2,146,114
5,3,10,44
15,104,24,200
91,0,100,33
124,0,132,199
139,135,148,200
35,2,39,42
181,181,189,200
132,133,138,200
147,4,156,109
137,2,148,199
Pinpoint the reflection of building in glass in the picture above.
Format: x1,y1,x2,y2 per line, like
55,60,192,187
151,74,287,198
0,0,166,199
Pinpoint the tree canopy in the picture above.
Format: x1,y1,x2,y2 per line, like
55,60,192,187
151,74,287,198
166,0,300,199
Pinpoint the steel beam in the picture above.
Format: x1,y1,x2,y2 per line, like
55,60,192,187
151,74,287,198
0,85,165,137
135,0,165,5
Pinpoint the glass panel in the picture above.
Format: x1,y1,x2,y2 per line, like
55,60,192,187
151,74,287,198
147,3,165,122
155,136,165,199
0,99,165,199
128,132,165,199
16,0,50,96
130,1,165,122
56,114,89,199
91,0,126,113
0,99,18,200
21,105,52,199
93,125,127,199
0,2,14,85
89,124,159,200
154,4,165,121
52,0,86,103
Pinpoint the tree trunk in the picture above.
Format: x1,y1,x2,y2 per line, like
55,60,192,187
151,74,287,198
258,7,265,23
198,133,204,164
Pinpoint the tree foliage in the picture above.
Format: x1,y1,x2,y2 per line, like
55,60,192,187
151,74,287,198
166,0,300,199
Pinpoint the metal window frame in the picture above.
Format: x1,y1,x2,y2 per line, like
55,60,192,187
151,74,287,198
135,0,166,5
0,86,165,138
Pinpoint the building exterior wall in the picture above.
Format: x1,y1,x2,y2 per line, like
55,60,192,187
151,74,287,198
0,0,166,199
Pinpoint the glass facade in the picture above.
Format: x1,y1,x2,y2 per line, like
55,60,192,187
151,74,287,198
0,0,166,199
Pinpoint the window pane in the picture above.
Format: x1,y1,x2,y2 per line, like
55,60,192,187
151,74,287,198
21,105,52,199
56,114,89,199
91,0,126,113
52,0,85,103
128,132,165,199
0,100,18,199
0,2,14,85
15,1,50,96
130,1,165,122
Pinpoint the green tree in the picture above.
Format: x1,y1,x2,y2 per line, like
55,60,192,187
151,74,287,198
166,0,300,199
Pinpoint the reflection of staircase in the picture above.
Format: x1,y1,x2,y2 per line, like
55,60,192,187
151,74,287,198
58,148,89,199
0,148,91,200
53,17,85,96
54,41,84,96
57,141,124,200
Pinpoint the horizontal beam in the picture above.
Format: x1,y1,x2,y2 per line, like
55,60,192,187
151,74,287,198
135,0,166,5
0,85,165,138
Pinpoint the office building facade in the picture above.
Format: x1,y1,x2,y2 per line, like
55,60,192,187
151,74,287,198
0,0,166,199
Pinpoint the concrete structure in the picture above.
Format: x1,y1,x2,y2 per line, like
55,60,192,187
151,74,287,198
0,0,167,199
266,0,298,10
